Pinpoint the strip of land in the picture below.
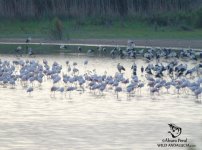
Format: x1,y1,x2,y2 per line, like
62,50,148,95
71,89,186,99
0,38,202,49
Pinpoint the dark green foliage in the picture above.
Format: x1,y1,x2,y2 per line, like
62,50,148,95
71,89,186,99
50,18,64,40
0,0,199,19
146,11,199,31
149,14,168,26
0,0,202,31
195,8,202,28
178,24,193,31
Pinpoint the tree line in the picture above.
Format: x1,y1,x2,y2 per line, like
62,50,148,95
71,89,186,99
0,0,200,19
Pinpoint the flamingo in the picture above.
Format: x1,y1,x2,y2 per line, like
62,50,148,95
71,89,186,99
115,86,122,99
27,87,33,96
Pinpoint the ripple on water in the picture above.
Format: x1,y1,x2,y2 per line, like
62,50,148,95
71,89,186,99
0,54,201,150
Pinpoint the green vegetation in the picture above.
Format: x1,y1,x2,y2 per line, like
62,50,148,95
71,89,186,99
50,18,65,40
0,0,196,19
1,17,202,40
0,0,202,40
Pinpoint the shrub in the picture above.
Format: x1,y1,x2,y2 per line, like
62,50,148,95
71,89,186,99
178,24,193,31
50,17,64,40
149,14,169,26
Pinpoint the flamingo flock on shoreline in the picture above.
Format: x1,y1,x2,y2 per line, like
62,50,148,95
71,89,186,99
0,52,202,100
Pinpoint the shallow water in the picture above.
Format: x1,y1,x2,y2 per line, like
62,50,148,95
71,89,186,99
0,54,201,150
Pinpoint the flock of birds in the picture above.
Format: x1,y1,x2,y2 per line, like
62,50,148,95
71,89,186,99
1,39,201,100
1,53,202,101
16,37,201,61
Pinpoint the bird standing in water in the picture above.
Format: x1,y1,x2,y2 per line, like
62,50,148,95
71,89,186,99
117,63,125,73
15,46,22,56
78,47,82,53
28,48,33,56
131,63,137,76
141,66,144,73
26,37,31,43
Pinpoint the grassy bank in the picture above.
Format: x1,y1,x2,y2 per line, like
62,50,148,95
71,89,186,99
1,18,202,40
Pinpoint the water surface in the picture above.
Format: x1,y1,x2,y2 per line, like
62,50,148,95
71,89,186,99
0,54,201,150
